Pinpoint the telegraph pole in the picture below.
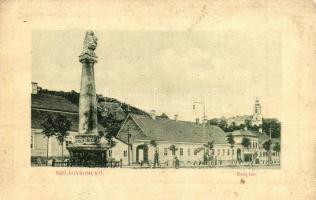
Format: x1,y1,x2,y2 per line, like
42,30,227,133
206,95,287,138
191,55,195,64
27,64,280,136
193,101,206,141
127,125,131,166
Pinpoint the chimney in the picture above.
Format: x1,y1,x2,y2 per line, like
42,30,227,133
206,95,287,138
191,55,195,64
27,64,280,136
150,110,156,120
195,118,200,124
31,82,38,94
174,114,178,121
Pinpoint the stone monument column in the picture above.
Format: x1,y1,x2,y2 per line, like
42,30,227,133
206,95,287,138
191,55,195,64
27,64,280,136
78,30,98,135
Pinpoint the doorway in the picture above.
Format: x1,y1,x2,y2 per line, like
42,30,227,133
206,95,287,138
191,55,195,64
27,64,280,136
136,144,148,164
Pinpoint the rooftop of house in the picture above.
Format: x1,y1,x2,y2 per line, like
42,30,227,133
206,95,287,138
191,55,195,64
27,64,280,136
31,109,79,132
31,93,78,113
229,129,258,137
228,130,280,148
31,93,106,133
226,115,252,122
117,114,228,144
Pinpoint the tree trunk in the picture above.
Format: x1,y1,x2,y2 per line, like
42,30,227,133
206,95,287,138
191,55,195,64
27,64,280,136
62,140,64,162
46,137,49,166
110,139,112,167
231,147,234,165
268,150,271,165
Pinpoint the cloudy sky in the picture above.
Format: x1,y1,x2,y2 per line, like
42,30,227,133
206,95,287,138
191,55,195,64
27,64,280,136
32,30,282,121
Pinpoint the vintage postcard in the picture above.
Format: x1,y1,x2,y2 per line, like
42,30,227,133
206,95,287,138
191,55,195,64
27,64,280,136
0,0,315,200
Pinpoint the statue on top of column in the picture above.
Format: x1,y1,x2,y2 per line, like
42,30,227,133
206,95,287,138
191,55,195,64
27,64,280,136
80,30,98,62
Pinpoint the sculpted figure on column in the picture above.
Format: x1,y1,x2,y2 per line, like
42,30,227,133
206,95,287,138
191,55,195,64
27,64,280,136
80,30,98,62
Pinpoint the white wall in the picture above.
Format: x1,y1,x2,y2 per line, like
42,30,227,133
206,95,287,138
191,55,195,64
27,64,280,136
130,140,231,166
31,129,77,158
110,137,129,165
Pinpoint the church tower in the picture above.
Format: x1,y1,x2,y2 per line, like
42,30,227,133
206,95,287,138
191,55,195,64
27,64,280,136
251,98,263,126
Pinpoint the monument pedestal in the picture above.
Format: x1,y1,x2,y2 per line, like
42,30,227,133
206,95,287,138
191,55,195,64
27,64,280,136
67,134,109,167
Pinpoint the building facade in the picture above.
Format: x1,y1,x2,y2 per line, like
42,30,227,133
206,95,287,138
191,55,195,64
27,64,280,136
31,82,79,161
227,129,280,164
113,112,232,166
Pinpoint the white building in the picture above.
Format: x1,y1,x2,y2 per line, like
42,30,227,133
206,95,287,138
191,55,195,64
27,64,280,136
31,83,79,161
227,129,280,164
112,112,232,166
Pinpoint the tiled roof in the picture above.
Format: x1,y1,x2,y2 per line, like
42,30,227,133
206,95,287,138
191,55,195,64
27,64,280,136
31,93,106,133
31,93,78,113
229,130,258,137
121,114,228,144
31,109,79,132
227,115,252,123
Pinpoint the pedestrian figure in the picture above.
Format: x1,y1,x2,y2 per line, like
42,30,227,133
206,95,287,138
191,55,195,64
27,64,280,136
154,150,159,168
203,153,208,165
37,157,42,166
175,157,180,169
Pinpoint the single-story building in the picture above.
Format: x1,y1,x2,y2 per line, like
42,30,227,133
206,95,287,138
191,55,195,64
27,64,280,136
113,111,232,166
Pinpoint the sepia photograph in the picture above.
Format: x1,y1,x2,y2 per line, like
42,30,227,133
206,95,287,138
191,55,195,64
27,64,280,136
31,30,281,169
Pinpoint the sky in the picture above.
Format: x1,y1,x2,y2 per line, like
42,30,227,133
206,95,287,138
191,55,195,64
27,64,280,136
32,30,282,121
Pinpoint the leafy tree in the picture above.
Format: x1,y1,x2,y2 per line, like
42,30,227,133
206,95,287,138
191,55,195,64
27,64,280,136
273,142,281,159
102,131,116,166
203,141,214,155
245,119,251,128
209,118,220,126
168,144,178,158
41,114,56,166
203,141,215,166
238,124,245,130
209,118,228,132
159,113,169,119
273,142,280,153
150,140,158,150
263,140,272,164
241,137,251,149
262,118,281,138
226,134,235,165
54,114,72,162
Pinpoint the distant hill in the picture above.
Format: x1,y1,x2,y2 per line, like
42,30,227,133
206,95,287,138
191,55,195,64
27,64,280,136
38,88,150,137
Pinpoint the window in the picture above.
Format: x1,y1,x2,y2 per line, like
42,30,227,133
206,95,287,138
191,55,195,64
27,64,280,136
194,148,198,156
109,150,112,157
217,149,220,156
227,149,230,156
222,149,225,156
260,152,262,157
31,135,33,148
123,150,127,157
232,149,234,156
180,148,183,156
188,148,191,156
164,148,168,156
